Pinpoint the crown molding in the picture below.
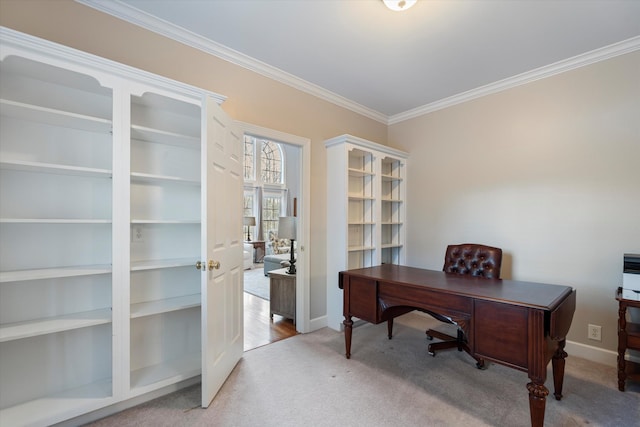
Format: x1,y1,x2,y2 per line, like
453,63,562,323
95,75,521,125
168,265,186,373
0,26,226,105
388,36,640,125
77,0,388,124
78,1,639,127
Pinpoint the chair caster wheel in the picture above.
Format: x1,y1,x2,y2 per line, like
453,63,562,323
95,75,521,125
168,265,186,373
426,334,433,340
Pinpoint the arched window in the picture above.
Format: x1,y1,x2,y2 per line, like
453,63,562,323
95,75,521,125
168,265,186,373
261,140,282,184
243,136,287,242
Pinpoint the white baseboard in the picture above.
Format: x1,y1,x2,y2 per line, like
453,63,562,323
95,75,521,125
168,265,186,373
308,314,328,332
566,340,640,367
565,340,617,367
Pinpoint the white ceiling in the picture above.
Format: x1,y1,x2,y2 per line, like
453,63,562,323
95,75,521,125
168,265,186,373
82,0,640,124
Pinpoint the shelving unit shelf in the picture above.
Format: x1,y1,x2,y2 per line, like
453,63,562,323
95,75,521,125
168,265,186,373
0,308,113,342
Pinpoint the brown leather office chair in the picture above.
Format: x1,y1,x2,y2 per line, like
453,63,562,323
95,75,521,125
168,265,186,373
426,243,503,369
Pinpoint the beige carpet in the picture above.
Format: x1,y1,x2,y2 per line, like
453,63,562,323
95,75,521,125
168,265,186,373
86,313,639,427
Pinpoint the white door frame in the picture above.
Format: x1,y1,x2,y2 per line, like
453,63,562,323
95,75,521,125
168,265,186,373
236,122,311,333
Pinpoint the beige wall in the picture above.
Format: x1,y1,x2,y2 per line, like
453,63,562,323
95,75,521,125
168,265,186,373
0,0,388,320
3,1,638,353
389,51,640,351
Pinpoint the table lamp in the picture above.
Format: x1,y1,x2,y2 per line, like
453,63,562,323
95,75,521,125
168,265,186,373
277,216,296,274
243,216,256,241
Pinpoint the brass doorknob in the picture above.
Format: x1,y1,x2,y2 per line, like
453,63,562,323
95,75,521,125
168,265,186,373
208,260,220,270
196,261,203,270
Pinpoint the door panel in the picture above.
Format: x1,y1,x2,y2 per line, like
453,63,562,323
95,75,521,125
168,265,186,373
201,96,243,407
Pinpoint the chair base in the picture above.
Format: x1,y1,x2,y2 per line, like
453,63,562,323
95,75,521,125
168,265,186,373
426,328,486,369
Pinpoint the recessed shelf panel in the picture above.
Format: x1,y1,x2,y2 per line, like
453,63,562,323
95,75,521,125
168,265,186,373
0,308,112,342
0,159,112,178
130,352,200,391
381,174,403,182
130,172,200,186
0,218,111,224
0,265,112,283
348,194,375,201
0,99,112,133
130,219,200,224
130,258,196,271
348,168,375,177
0,379,113,427
131,124,200,149
130,294,200,319
347,245,376,252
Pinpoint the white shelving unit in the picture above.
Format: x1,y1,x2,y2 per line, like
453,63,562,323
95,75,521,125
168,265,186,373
380,156,404,265
0,53,115,426
128,91,203,395
325,135,408,330
0,27,241,426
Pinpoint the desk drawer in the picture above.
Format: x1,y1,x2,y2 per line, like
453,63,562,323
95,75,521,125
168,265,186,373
378,283,472,316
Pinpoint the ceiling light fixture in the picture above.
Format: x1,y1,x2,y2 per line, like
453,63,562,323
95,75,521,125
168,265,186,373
383,0,417,12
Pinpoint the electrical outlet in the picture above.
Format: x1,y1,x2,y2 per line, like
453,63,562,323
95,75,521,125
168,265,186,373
132,225,144,243
588,324,601,341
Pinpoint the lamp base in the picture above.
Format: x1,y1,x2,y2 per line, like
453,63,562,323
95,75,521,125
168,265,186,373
286,259,296,275
286,239,296,275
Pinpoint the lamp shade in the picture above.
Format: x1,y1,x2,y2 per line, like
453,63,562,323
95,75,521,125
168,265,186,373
243,216,256,226
277,216,296,240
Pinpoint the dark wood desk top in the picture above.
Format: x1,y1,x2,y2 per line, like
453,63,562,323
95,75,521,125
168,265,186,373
339,264,573,311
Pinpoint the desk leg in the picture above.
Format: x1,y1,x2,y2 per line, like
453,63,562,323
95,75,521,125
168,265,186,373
526,382,549,427
344,315,353,359
552,339,568,400
617,302,627,391
387,318,393,339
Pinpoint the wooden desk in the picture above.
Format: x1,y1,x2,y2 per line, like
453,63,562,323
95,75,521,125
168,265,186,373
245,240,265,263
616,287,640,391
338,264,576,427
268,268,296,323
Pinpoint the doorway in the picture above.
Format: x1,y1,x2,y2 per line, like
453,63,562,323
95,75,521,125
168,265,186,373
236,122,311,351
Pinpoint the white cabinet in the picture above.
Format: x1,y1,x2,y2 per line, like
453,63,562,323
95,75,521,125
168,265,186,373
0,28,242,426
325,135,408,330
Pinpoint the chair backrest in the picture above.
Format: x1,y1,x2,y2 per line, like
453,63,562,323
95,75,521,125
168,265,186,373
443,243,502,279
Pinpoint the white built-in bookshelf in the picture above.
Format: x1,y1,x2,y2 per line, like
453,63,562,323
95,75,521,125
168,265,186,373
0,27,238,426
325,135,408,330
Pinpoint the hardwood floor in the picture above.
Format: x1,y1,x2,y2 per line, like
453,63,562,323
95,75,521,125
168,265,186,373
244,291,297,351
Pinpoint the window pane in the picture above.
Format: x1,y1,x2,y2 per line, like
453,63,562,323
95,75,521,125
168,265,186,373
262,195,281,241
243,194,253,216
261,140,282,184
244,136,254,180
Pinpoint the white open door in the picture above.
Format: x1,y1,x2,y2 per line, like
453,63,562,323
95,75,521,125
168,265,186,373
200,95,244,407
